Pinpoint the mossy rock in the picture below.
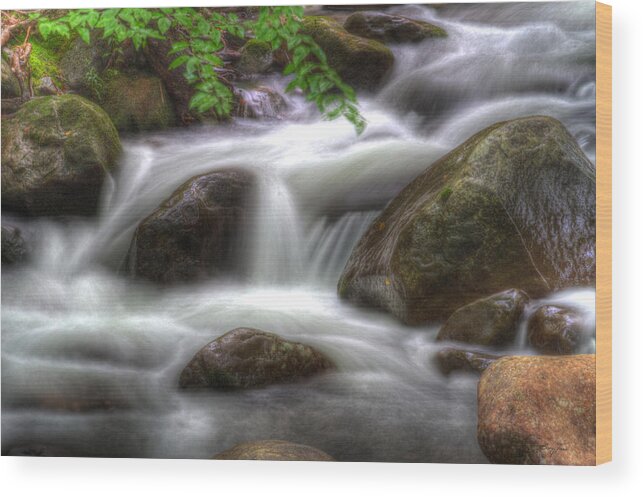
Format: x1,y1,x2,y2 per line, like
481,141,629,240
301,16,394,91
338,116,596,325
1,58,21,98
59,35,107,95
344,11,447,43
179,328,334,389
213,440,334,461
237,39,273,74
1,94,121,217
101,71,176,132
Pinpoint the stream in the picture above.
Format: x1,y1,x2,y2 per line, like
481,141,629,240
1,2,597,461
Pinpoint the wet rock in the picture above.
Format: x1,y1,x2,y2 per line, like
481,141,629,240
344,11,447,43
301,16,394,91
127,169,254,284
1,58,21,98
234,85,288,119
338,116,596,325
213,439,334,461
1,95,122,217
435,347,501,375
528,305,585,355
237,39,274,75
436,289,528,346
1,224,28,265
101,71,176,132
179,328,334,389
478,354,596,465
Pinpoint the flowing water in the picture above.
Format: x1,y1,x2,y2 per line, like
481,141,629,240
1,2,597,461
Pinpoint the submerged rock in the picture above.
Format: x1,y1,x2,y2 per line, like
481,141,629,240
435,348,500,375
127,169,254,284
477,355,596,465
528,305,585,355
237,39,274,74
344,11,447,43
179,328,333,389
102,71,176,132
1,95,122,217
302,16,394,91
338,116,596,325
234,85,288,119
213,439,335,461
436,289,528,346
1,224,28,265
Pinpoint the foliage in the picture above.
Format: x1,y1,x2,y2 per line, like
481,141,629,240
28,7,366,132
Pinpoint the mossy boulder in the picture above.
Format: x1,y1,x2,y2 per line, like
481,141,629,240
436,289,529,346
1,224,28,265
527,305,585,355
435,348,500,376
179,328,334,389
237,39,273,74
344,11,447,43
1,58,21,98
126,169,254,284
1,95,121,217
301,16,394,91
59,36,106,94
213,440,334,461
338,116,596,325
478,355,596,465
101,71,176,132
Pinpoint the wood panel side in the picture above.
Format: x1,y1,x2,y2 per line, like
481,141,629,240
595,1,612,466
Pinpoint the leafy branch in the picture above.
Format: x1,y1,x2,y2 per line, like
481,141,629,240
28,7,366,132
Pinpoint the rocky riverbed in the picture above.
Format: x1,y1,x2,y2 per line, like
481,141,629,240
1,2,597,464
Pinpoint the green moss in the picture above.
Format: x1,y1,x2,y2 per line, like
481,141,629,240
439,187,453,203
28,35,71,88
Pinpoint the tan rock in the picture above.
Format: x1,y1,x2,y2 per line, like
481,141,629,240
477,354,596,465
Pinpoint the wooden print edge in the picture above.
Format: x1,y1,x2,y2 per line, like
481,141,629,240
596,1,612,465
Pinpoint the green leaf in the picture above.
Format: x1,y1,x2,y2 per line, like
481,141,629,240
168,54,189,70
158,17,171,34
78,27,91,44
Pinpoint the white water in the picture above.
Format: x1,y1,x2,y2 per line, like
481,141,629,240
1,2,596,461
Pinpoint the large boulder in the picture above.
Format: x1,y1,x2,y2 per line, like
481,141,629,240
1,95,121,217
59,36,107,95
213,440,334,461
435,348,500,376
301,16,394,91
126,169,254,284
101,71,176,132
344,11,447,43
338,116,596,325
478,355,596,465
527,305,585,355
436,289,528,346
1,224,28,265
179,328,333,389
1,58,21,98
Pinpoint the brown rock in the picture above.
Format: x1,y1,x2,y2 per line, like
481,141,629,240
213,439,334,461
477,355,596,465
436,289,528,346
179,328,334,389
528,305,585,355
435,347,500,375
